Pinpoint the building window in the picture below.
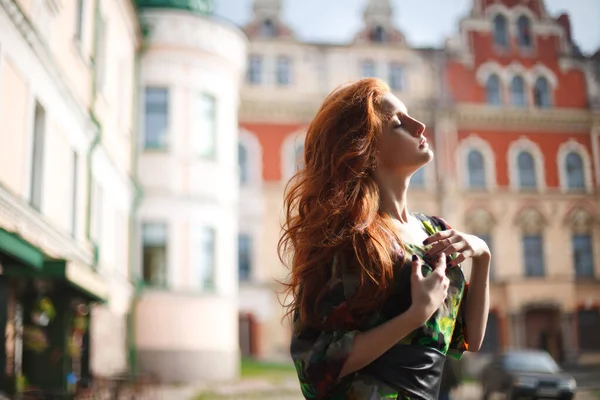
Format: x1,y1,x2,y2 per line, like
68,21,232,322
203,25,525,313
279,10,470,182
533,77,551,108
195,227,216,289
486,74,502,105
479,312,499,353
517,151,537,189
389,63,404,91
194,93,217,159
517,15,532,48
260,18,276,38
276,56,292,86
74,0,85,41
143,87,169,150
142,222,167,287
493,14,508,48
573,234,594,278
511,76,527,107
238,142,249,184
238,234,252,281
577,310,600,351
30,102,46,211
467,149,486,189
294,143,305,172
71,151,78,237
523,234,545,277
94,12,107,93
565,152,585,190
247,55,262,85
371,25,387,42
412,167,425,187
361,60,376,78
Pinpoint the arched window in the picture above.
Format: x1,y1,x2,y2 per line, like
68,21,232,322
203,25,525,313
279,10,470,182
467,150,486,188
534,77,551,108
372,25,387,42
238,142,248,184
260,19,276,38
511,76,527,107
517,151,537,189
493,14,508,47
565,152,585,190
486,74,502,105
517,15,532,48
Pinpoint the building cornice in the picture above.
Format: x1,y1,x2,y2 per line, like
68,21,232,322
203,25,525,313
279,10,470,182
454,104,593,132
0,185,94,266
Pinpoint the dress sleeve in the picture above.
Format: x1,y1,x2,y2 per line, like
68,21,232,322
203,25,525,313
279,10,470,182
447,282,470,359
290,281,359,399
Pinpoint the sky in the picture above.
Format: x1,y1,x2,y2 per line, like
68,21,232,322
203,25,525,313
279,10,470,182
214,0,600,55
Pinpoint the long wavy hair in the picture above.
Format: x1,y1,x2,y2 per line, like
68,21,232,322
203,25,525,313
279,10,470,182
278,78,407,329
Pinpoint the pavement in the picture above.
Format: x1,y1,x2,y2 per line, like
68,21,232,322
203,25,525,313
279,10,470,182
150,381,600,400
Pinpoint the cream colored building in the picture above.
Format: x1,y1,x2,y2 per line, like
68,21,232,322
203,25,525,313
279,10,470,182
0,0,140,394
133,0,248,383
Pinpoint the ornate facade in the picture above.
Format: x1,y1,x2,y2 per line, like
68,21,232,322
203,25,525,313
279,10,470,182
237,0,600,368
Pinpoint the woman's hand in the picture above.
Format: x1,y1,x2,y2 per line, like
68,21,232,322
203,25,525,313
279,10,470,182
422,230,491,267
409,253,449,325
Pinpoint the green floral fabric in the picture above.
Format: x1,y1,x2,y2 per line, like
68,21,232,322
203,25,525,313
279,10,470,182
290,214,469,399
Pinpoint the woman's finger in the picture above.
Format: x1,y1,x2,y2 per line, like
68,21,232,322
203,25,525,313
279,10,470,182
425,235,461,259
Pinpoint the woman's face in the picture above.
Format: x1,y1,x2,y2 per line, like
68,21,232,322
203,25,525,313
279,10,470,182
376,92,432,176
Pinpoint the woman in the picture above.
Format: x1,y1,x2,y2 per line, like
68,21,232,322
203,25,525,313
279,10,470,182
278,78,491,399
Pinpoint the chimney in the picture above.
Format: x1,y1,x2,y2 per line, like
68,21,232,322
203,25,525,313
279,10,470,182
556,13,572,43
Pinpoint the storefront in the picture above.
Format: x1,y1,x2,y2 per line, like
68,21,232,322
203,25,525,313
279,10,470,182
0,228,107,396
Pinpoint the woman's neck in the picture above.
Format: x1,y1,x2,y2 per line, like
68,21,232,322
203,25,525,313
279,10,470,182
376,173,411,223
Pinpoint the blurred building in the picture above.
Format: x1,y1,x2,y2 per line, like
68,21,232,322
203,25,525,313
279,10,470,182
443,0,600,367
133,0,247,384
238,0,444,359
237,0,600,367
0,0,140,395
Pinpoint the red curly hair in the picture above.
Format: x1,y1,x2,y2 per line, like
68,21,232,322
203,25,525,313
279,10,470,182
278,78,407,329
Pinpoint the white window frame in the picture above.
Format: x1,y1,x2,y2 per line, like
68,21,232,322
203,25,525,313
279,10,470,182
458,135,497,191
557,139,593,193
238,129,263,187
508,138,546,192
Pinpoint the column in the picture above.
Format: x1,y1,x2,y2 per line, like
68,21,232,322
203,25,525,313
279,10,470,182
560,312,578,366
510,311,526,349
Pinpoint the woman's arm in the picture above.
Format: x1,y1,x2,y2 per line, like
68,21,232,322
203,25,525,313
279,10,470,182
463,253,491,352
340,254,450,377
339,305,423,377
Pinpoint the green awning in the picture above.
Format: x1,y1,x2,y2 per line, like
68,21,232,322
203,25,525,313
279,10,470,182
0,227,44,269
44,260,108,302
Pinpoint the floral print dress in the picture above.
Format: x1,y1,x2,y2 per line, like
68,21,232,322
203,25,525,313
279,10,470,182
290,214,469,400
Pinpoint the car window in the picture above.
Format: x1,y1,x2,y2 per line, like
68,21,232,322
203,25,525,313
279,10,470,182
502,352,560,373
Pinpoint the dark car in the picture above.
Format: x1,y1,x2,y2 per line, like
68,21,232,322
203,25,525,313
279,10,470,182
480,349,577,400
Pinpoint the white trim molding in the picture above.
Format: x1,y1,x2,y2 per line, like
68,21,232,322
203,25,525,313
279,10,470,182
475,61,508,86
557,139,593,193
508,137,546,192
238,128,263,187
457,135,497,191
281,129,306,182
530,63,558,89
